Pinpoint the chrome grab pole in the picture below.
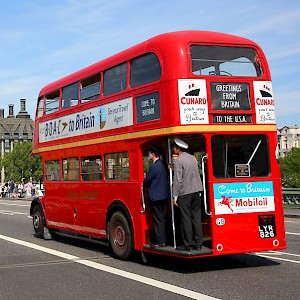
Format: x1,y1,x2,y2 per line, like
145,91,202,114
168,138,176,249
140,184,145,214
201,154,211,216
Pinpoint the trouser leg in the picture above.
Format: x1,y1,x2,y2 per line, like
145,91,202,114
178,194,193,248
191,192,203,246
150,199,167,244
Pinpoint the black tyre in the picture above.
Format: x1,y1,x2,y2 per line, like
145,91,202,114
32,205,44,238
109,211,133,260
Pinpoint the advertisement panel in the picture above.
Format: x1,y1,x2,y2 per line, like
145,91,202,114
39,97,133,143
178,79,209,124
214,181,275,215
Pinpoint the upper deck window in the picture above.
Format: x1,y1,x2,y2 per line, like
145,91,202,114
191,45,262,77
130,53,161,87
62,82,78,109
45,91,60,115
103,63,127,96
80,74,100,103
36,97,44,118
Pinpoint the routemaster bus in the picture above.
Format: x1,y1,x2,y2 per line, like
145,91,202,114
30,30,286,260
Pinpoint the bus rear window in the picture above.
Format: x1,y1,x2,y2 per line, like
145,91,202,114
212,135,269,178
191,45,262,77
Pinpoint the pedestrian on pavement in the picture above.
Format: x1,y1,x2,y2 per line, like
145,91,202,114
8,181,15,198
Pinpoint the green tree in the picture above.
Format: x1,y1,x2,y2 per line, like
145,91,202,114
0,142,42,183
279,147,300,188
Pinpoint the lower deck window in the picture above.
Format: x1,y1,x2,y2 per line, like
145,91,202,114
81,156,102,181
212,135,270,178
45,160,61,181
63,157,79,181
105,152,130,180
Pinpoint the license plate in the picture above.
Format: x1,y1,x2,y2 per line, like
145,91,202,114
258,214,276,239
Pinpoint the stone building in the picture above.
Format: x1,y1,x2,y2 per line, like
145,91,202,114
277,125,300,157
0,99,34,183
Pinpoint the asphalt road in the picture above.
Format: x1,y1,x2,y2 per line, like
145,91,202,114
0,199,299,300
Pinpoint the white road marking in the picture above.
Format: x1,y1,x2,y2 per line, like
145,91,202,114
0,210,27,216
0,234,219,300
286,232,300,236
255,250,300,264
256,254,300,264
267,250,300,258
0,202,30,207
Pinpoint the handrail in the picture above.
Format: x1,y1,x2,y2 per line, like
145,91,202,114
141,184,146,213
168,137,177,249
201,154,211,216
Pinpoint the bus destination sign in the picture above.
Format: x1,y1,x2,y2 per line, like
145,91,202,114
136,92,160,123
213,114,252,123
211,82,251,110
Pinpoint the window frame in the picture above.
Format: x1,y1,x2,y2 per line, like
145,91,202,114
104,152,130,180
81,155,103,181
211,134,270,179
62,82,79,110
62,157,80,181
45,160,61,181
80,74,101,103
36,97,44,118
190,45,263,77
103,62,128,96
130,52,161,88
45,90,60,115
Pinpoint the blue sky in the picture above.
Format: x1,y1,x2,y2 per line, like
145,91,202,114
0,0,299,128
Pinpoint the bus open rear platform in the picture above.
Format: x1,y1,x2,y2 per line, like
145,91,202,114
143,244,212,257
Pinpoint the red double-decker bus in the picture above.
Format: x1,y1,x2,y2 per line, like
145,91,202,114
30,30,286,260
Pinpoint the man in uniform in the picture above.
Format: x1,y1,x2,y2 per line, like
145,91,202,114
172,138,203,251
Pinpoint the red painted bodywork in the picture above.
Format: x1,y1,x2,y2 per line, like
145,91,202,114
33,30,286,258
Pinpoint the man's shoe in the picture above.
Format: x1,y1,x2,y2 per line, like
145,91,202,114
176,246,186,251
193,245,202,251
150,243,166,248
176,246,192,251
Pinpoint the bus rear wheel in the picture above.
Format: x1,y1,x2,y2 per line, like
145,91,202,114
32,205,44,238
109,211,133,260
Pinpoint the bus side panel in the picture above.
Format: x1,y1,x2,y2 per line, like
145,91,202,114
105,182,145,250
72,182,106,237
42,182,63,228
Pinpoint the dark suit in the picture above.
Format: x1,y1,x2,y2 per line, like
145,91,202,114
143,159,168,244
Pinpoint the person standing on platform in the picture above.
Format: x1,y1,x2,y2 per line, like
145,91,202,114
143,145,169,247
172,138,203,251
